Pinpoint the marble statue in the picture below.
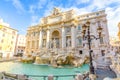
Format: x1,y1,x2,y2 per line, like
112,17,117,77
53,39,57,48
67,38,71,47
52,7,61,15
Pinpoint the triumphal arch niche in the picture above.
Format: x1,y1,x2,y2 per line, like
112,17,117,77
26,7,109,56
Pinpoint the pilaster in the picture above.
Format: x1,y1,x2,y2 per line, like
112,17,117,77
61,24,66,48
102,20,109,45
71,24,76,48
46,27,50,48
39,29,43,49
91,20,99,48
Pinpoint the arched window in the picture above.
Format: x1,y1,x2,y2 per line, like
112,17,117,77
42,39,46,47
78,37,82,46
78,25,81,30
100,37,104,44
66,27,71,33
79,50,83,54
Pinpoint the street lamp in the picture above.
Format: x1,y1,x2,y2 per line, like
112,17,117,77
82,21,103,74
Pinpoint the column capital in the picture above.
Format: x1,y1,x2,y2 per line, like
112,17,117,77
46,27,50,31
39,27,43,31
60,23,65,28
71,23,76,48
90,19,96,24
71,20,77,26
71,24,76,28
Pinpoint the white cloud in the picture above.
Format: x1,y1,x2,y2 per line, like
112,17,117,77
20,28,27,34
75,0,90,5
29,0,47,14
29,0,55,24
81,0,90,3
106,6,120,37
31,16,39,25
38,0,47,9
12,0,25,13
29,5,36,14
43,1,55,16
29,0,49,24
5,0,25,13
87,0,120,10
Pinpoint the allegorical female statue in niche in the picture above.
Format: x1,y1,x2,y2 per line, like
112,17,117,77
53,39,57,48
67,38,71,47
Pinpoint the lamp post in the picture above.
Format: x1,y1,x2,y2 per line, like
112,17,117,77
82,21,103,74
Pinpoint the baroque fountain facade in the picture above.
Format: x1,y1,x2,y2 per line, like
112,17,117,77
24,8,109,67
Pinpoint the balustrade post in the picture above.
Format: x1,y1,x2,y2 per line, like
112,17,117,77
48,75,53,80
76,74,83,80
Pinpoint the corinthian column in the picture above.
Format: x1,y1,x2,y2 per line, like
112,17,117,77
46,28,50,48
71,24,76,48
39,29,43,49
62,24,66,48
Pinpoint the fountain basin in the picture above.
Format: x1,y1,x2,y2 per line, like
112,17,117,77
0,62,89,80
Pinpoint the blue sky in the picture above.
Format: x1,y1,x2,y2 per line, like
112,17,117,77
0,0,120,37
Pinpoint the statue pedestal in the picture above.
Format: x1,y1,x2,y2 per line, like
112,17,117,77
89,74,97,80
48,75,53,80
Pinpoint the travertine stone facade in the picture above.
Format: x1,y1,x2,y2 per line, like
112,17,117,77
26,8,109,56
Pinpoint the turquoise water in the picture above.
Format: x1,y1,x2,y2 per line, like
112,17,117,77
0,62,89,80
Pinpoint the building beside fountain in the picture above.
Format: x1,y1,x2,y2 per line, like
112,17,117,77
26,8,109,58
0,19,18,58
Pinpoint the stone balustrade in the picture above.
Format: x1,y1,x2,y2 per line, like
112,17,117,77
77,10,105,20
